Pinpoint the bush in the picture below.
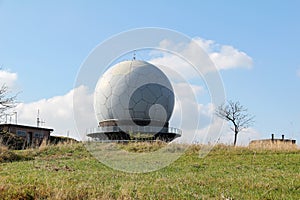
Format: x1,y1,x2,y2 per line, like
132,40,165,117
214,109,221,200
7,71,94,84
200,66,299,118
0,148,33,163
0,131,25,150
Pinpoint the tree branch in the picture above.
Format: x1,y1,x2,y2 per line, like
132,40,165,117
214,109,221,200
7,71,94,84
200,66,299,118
215,100,254,146
0,84,17,121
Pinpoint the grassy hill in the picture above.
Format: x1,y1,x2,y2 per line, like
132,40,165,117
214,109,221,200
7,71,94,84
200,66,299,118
0,142,299,199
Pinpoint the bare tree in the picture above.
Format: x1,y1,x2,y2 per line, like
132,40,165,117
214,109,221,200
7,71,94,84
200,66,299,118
0,84,17,122
216,100,254,146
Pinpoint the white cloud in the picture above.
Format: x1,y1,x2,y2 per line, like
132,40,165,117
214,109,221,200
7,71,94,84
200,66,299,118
168,83,199,143
15,85,95,141
173,82,204,99
150,54,200,81
150,37,253,78
194,37,253,70
0,69,18,88
170,83,222,144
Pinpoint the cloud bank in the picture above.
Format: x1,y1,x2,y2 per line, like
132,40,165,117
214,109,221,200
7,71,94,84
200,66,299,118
150,37,253,78
194,37,253,70
16,86,94,141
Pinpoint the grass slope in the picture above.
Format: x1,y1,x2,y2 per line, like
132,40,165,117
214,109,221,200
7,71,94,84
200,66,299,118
0,143,299,199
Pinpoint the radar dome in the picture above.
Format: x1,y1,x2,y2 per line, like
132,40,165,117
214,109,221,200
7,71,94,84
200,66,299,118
94,60,174,126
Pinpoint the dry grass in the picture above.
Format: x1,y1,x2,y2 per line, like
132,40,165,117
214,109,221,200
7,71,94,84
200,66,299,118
117,140,167,152
38,139,48,151
0,144,8,152
0,148,31,163
0,137,8,152
249,140,298,151
0,142,299,199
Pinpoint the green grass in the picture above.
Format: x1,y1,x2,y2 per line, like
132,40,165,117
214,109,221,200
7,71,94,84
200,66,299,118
0,142,299,199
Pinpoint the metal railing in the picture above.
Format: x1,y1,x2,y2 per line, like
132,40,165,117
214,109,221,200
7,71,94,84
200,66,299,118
87,125,182,136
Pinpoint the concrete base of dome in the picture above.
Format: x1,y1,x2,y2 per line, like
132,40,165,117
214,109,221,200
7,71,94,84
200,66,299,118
87,132,180,142
87,120,181,142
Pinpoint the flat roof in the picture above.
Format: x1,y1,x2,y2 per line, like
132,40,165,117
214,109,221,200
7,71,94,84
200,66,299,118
250,139,296,142
0,123,54,132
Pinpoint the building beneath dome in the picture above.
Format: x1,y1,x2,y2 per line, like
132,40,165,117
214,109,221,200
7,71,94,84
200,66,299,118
87,60,181,142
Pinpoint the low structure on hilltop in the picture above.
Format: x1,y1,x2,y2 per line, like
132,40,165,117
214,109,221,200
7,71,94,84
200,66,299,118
0,123,53,149
249,134,297,149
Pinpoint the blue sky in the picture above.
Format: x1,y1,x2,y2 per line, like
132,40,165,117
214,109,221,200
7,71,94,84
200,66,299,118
0,1,300,144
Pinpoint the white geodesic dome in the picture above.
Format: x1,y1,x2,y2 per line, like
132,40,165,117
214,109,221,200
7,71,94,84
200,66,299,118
94,60,174,125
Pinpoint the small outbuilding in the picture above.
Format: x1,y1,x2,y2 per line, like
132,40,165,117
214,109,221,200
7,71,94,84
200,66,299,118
0,123,53,149
249,134,297,149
